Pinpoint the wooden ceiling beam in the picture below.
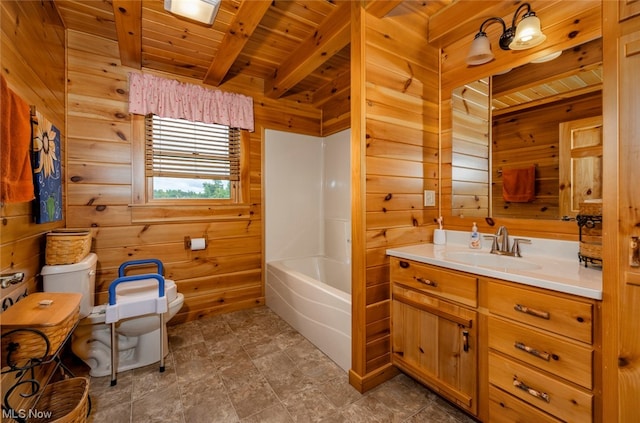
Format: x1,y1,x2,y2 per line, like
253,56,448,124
492,84,602,117
364,0,403,19
265,1,350,99
112,0,142,68
312,71,350,108
203,0,271,86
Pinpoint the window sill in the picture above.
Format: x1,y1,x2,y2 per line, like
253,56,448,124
129,203,256,224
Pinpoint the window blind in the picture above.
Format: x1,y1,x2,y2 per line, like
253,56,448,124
145,115,240,181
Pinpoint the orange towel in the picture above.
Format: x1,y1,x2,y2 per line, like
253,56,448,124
1,76,34,203
502,166,536,203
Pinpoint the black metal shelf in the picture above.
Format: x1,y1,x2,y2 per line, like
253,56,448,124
1,323,80,422
576,214,603,268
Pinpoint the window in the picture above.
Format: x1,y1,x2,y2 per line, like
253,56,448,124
145,115,240,201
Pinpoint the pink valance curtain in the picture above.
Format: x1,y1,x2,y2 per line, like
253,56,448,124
128,73,254,132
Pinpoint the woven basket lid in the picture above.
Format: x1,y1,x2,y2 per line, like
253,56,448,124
1,292,82,329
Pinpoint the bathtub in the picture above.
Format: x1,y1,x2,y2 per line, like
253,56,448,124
266,255,351,371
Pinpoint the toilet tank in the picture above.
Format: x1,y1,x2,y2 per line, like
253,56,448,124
42,253,97,318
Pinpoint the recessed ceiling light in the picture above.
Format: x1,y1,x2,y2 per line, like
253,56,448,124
164,0,220,25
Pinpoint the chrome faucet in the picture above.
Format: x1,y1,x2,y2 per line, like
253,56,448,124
484,226,531,257
496,226,510,252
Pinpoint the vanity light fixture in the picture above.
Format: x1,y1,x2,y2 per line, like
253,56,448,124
466,2,546,66
164,0,220,25
531,50,562,63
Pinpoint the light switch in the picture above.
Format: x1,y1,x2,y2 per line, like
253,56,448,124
424,190,436,207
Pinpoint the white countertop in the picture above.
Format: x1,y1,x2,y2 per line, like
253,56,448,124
386,230,603,300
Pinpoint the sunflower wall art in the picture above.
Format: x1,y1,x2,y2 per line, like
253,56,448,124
31,108,62,223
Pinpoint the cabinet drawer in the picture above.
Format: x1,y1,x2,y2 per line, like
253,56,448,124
489,316,593,389
390,258,477,307
489,352,593,423
487,281,593,343
489,385,562,423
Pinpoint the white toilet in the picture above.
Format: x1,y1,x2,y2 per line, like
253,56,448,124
41,253,185,377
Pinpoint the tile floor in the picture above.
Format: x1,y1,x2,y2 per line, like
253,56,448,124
80,306,477,423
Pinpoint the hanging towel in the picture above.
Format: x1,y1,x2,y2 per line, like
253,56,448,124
1,76,34,203
502,165,536,203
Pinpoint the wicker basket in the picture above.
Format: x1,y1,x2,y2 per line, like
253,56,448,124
579,200,603,216
45,230,92,265
27,377,89,423
580,242,602,261
1,293,81,368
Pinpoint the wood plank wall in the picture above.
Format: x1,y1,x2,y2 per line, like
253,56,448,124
602,3,640,421
349,3,440,392
0,0,66,412
0,1,65,305
65,29,325,324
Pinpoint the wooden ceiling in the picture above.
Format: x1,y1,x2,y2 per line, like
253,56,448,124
492,37,603,114
53,0,601,114
53,0,449,108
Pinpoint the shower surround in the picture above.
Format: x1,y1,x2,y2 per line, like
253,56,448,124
265,129,351,371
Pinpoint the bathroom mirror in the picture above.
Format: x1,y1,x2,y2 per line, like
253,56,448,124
451,38,603,220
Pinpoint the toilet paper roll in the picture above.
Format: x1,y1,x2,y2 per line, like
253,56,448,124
190,237,206,251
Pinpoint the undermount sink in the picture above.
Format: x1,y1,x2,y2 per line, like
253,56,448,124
444,251,542,271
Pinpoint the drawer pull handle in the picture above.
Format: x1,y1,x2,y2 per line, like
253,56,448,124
513,378,550,403
462,330,469,352
416,277,438,287
399,261,410,268
514,304,550,320
514,341,551,361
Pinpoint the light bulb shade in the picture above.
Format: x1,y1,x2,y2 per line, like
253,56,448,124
531,50,562,63
164,0,220,25
509,14,546,50
466,34,494,65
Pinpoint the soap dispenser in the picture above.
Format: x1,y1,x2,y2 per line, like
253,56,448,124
470,222,481,249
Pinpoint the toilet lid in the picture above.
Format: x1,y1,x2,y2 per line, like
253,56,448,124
114,278,177,304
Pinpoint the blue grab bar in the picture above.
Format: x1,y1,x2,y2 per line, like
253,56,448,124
108,274,165,306
118,259,164,278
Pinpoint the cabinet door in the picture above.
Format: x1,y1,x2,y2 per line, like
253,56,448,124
391,285,477,415
620,0,640,21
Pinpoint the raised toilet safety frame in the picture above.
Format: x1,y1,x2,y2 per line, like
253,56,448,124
105,259,167,386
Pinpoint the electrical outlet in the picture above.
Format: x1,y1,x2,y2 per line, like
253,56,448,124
424,190,436,207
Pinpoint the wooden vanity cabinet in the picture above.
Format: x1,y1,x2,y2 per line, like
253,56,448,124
390,258,479,416
389,257,601,422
